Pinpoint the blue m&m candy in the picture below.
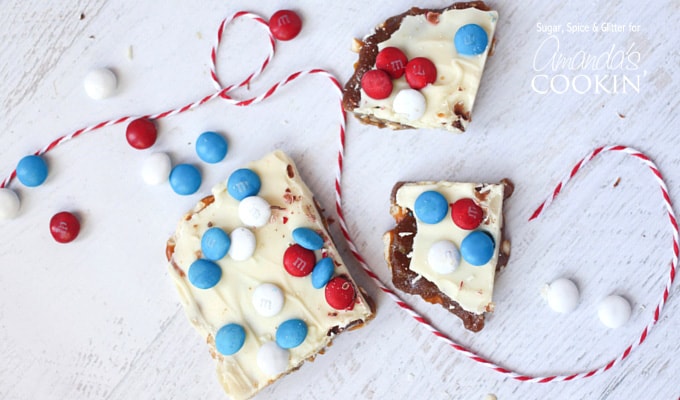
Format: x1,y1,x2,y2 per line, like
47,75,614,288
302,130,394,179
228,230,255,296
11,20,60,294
215,323,246,355
460,231,495,266
227,168,261,200
188,259,222,289
196,131,228,164
276,318,308,349
16,155,48,187
292,227,324,250
414,191,448,224
169,164,201,195
454,24,489,56
201,227,231,261
311,257,334,289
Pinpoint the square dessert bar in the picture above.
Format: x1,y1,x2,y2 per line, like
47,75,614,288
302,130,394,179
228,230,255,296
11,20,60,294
166,151,374,399
343,2,498,132
384,180,511,332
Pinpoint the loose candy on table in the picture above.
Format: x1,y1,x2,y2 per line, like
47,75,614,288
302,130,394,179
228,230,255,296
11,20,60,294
460,230,495,266
454,24,489,56
201,227,231,261
311,257,334,289
414,190,448,224
141,152,172,185
392,89,427,121
292,227,324,250
0,188,21,220
325,276,355,310
83,67,118,100
450,198,484,230
125,118,158,150
227,168,262,201
269,10,302,41
215,323,247,356
188,259,222,289
283,244,316,277
543,278,580,313
360,69,393,100
598,295,631,329
405,57,437,90
375,47,408,79
195,131,228,164
238,196,272,227
49,211,81,244
427,240,461,274
275,318,308,349
228,227,256,261
169,164,202,195
252,283,285,317
257,341,290,377
16,155,48,187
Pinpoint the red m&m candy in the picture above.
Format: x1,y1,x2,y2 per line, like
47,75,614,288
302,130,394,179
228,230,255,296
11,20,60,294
283,244,316,277
325,277,355,310
451,198,483,230
126,118,157,150
50,211,80,243
361,69,393,100
405,57,437,90
269,10,302,41
376,47,408,79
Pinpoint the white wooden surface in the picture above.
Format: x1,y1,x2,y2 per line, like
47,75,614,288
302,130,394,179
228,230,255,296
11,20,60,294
1,1,678,399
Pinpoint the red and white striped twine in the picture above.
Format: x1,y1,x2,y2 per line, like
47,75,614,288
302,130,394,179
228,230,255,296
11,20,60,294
209,11,275,93
2,10,677,383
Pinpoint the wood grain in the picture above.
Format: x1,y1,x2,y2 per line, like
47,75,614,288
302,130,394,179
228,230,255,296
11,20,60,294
0,1,678,399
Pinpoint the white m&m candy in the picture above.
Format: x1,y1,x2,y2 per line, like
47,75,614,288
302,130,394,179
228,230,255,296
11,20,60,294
598,295,631,328
228,227,256,261
0,188,20,220
84,67,118,99
393,89,427,121
252,283,284,317
543,278,579,313
427,240,460,274
141,152,171,185
238,196,271,227
257,341,289,377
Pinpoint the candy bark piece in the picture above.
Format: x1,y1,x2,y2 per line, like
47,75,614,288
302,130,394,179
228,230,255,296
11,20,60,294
384,180,512,332
343,2,498,132
166,150,374,399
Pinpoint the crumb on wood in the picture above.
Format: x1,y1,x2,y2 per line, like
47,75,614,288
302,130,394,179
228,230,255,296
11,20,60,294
351,38,364,53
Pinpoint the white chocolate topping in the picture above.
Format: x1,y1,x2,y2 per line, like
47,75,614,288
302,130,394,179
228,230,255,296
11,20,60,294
395,181,504,314
354,7,498,132
167,151,373,400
